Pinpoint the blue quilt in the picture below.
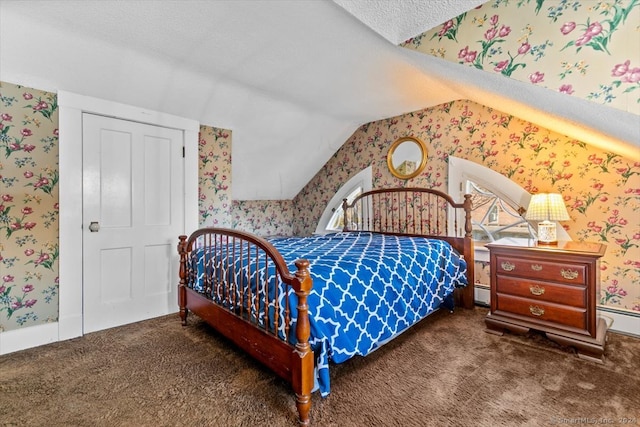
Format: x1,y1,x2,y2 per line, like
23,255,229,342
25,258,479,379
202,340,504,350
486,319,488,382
189,232,467,396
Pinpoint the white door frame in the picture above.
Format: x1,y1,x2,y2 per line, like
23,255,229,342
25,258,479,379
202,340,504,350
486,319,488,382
58,91,199,340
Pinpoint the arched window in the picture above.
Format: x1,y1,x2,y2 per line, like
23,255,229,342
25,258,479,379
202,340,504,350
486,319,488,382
315,166,372,234
467,180,534,243
448,156,570,258
325,186,363,231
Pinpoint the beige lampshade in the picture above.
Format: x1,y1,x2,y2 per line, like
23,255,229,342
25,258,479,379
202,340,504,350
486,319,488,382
525,193,570,221
525,193,569,244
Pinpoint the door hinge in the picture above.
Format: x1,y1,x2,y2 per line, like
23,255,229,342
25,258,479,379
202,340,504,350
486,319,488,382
182,146,185,158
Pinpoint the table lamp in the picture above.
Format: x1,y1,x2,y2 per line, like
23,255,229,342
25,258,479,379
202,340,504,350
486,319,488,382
525,193,570,244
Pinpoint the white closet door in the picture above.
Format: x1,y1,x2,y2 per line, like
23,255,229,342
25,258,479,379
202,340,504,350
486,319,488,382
82,113,184,333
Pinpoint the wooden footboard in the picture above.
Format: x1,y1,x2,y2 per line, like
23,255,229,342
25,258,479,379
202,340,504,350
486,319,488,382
177,229,314,426
342,188,475,308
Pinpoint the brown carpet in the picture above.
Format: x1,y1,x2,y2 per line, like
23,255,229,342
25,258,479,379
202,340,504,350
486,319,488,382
1,307,639,427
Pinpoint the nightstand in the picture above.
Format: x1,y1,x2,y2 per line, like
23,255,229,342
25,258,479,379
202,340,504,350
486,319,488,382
485,238,607,363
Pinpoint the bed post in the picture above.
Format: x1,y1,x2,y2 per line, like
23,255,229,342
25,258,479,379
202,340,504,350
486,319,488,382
177,235,189,325
292,259,314,427
341,198,349,231
462,194,475,309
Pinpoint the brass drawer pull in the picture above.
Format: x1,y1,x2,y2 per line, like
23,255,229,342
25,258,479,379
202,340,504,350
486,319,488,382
529,285,545,296
531,264,543,271
561,269,579,280
529,305,545,316
501,261,515,271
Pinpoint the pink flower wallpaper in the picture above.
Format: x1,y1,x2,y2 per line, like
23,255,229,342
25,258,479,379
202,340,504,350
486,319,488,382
232,200,294,237
402,0,640,115
197,126,297,237
0,82,59,332
198,125,232,228
291,99,639,312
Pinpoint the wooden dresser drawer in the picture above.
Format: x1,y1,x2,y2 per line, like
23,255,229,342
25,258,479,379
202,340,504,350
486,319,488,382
495,276,586,308
494,255,586,285
495,294,587,331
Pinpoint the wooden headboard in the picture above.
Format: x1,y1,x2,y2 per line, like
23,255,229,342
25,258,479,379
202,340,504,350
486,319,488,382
342,187,475,308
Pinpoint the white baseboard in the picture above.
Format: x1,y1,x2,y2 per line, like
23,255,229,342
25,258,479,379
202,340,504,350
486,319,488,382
473,284,639,337
597,306,640,337
475,285,490,306
0,322,59,355
1,309,179,355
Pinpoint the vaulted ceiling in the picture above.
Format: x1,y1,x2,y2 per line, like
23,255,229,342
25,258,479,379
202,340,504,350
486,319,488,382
1,1,637,200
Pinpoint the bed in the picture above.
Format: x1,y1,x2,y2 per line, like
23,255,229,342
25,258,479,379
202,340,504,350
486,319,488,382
177,187,474,426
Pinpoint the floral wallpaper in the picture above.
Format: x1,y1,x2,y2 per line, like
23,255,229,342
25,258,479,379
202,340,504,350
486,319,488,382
197,127,297,237
291,99,640,312
231,200,295,237
402,0,640,115
0,82,59,333
198,125,232,228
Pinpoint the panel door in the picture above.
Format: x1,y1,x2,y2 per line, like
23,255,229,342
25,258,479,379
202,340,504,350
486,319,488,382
82,113,184,333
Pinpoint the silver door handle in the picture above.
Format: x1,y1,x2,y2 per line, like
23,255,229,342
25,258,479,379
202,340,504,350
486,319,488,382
89,221,100,232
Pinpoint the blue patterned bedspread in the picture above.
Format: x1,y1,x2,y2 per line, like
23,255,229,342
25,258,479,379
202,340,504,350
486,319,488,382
190,232,467,396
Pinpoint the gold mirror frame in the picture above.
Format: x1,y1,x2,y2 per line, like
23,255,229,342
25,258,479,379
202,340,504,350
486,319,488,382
386,136,428,180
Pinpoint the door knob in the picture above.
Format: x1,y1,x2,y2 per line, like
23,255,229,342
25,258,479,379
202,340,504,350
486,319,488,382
89,221,100,232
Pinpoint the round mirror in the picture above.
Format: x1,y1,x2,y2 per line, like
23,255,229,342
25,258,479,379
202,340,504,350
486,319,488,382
387,136,428,179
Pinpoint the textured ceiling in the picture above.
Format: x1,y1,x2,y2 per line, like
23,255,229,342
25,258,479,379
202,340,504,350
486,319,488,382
333,0,484,44
0,0,638,201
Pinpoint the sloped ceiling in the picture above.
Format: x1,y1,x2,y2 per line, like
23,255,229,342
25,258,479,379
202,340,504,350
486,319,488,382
0,0,637,200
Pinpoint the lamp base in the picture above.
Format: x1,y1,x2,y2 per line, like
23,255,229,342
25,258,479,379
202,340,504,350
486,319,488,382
537,221,557,245
537,239,558,246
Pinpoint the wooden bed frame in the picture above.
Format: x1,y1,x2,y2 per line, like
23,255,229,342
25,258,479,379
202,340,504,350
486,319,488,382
177,187,474,426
